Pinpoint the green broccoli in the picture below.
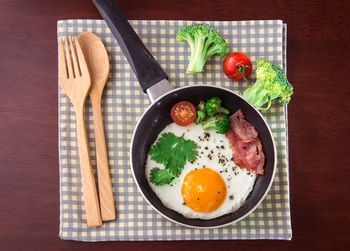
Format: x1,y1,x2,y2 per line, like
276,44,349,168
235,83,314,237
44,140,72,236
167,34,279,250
177,24,229,73
202,114,230,134
243,58,293,110
204,97,230,117
194,101,207,124
197,100,206,111
195,110,206,124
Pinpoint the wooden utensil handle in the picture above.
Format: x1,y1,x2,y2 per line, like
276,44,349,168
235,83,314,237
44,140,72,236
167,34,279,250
75,106,102,227
91,97,116,221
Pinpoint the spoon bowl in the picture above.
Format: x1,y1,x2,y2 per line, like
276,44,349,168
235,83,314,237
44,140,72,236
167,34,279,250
78,32,110,96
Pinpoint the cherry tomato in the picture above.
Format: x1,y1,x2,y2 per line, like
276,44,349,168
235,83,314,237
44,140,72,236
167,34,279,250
223,52,252,81
170,101,197,126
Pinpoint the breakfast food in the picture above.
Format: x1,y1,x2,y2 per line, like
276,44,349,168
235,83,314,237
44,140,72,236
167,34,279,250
145,122,257,219
145,96,265,220
170,101,197,126
226,109,265,174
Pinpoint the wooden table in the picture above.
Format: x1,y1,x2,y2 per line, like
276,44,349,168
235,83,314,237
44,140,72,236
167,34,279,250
1,0,349,249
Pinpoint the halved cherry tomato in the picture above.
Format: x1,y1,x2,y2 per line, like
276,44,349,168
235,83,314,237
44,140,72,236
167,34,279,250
170,101,197,126
223,52,252,81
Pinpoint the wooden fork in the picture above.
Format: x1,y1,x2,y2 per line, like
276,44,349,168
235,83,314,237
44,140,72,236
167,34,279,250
59,36,102,227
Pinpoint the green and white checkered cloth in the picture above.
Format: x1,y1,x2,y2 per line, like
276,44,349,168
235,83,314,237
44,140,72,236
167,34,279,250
58,19,292,241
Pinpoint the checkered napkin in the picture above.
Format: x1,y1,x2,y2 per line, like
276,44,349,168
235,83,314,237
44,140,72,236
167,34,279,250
57,19,292,241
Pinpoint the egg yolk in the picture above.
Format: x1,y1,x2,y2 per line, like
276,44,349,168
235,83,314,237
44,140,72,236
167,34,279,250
181,168,227,213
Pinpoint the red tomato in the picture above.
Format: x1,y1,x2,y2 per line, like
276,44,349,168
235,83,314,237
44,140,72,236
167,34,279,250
223,52,252,81
170,101,197,126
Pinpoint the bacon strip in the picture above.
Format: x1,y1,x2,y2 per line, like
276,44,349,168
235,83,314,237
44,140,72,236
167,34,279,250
226,109,265,175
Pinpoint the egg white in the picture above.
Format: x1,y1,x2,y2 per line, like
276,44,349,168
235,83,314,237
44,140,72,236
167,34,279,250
145,122,257,220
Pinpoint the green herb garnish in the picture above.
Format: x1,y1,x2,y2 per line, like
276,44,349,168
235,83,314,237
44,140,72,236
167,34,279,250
149,132,198,186
149,168,174,186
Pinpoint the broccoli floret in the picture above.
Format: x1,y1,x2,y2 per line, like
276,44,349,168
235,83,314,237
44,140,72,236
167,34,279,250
243,58,293,110
194,100,207,124
202,114,230,134
195,110,206,124
177,24,229,73
196,100,206,111
204,97,230,117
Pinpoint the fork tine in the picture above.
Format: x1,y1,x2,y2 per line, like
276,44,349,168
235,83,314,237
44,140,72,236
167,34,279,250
64,36,74,78
58,38,67,81
69,36,81,77
74,36,89,76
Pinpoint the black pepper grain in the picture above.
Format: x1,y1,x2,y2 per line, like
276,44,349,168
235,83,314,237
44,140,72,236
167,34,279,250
204,132,210,140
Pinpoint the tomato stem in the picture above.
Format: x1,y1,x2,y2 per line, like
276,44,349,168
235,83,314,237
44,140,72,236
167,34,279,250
228,61,250,80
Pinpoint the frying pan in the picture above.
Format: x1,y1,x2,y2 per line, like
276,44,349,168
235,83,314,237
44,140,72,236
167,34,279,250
93,0,277,228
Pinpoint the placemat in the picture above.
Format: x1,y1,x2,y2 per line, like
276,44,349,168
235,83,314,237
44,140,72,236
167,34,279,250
58,19,292,241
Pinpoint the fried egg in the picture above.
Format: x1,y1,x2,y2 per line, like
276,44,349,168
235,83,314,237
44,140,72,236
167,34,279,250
145,122,257,219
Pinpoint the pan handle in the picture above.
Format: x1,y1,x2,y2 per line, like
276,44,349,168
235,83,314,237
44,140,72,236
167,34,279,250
92,0,169,93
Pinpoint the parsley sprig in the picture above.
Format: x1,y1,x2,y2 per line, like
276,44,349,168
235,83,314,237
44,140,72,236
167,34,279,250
149,133,198,186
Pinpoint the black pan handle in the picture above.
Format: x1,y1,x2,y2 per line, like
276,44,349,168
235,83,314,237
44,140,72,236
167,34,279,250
92,0,168,93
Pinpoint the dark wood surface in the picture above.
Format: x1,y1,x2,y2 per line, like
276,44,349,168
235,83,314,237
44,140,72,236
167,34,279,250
1,0,349,250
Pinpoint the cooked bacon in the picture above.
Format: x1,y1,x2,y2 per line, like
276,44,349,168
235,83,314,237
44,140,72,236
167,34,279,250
230,109,258,142
226,109,265,175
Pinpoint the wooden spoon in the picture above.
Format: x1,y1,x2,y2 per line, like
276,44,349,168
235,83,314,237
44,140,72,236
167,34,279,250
78,32,116,221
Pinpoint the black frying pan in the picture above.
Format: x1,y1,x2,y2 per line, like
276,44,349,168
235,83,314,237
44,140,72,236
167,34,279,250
93,0,277,228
